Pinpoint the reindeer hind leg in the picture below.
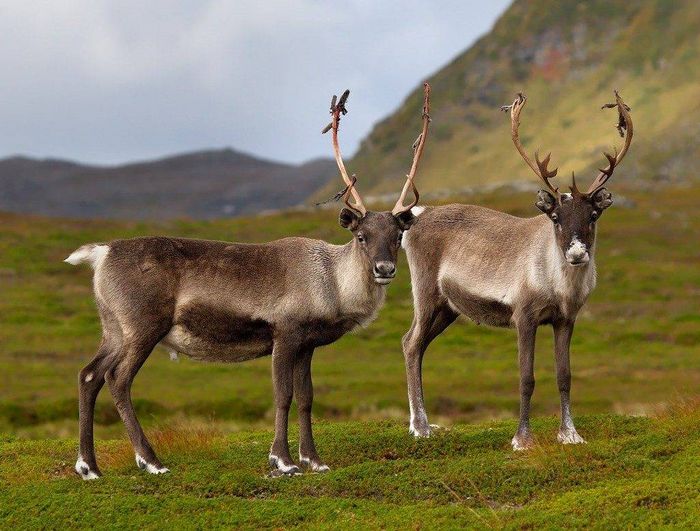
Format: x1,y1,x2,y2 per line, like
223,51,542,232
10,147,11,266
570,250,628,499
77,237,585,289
75,338,118,480
106,332,169,475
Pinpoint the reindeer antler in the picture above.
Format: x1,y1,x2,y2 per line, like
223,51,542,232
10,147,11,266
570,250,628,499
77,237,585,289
392,82,431,216
502,93,559,196
585,90,633,194
322,89,367,217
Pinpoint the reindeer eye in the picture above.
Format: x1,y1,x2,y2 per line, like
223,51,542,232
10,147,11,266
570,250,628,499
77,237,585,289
550,213,559,224
357,234,365,243
591,211,599,221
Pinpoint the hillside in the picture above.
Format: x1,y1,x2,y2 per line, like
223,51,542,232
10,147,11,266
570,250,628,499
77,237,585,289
0,150,334,219
321,0,700,200
2,411,699,528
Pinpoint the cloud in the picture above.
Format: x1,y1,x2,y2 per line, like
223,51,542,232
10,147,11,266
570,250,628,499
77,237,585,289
0,0,509,164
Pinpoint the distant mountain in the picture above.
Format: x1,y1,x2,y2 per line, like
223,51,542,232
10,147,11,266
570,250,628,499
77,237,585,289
316,0,700,200
0,149,335,219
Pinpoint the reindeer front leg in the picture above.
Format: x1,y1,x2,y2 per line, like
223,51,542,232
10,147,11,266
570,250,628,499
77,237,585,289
402,303,458,437
269,341,300,476
293,348,329,472
553,320,586,445
512,318,537,450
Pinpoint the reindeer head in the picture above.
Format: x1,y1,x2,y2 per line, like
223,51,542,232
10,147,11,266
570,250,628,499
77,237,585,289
503,91,633,266
322,84,431,284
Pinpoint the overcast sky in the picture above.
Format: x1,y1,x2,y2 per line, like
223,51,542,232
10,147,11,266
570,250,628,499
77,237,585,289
0,1,510,166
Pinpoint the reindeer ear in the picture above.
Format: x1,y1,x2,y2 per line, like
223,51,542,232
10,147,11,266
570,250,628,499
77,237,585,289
535,190,557,214
339,208,360,230
592,188,614,210
394,210,416,230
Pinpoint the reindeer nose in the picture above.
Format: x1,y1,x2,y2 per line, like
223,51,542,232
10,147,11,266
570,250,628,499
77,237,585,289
565,238,589,265
373,261,396,278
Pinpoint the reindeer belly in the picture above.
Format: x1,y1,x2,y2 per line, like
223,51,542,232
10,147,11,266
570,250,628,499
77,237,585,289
441,278,514,328
300,317,362,348
162,305,274,362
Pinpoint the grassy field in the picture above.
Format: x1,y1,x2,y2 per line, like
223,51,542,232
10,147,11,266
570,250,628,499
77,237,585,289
2,405,699,528
1,183,699,527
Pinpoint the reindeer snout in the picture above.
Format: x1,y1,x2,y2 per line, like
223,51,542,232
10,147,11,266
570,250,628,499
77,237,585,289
565,238,589,265
373,261,396,283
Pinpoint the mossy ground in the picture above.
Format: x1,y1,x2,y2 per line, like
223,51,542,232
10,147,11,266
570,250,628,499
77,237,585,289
2,405,699,528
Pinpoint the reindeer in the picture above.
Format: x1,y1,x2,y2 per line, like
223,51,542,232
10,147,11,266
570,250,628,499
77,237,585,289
66,84,432,479
401,91,633,449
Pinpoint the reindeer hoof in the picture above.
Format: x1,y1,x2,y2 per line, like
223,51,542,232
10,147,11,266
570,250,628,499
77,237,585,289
300,457,330,473
75,456,101,480
511,433,534,451
410,427,432,438
135,454,170,475
268,467,300,478
409,420,434,438
268,455,301,477
558,429,586,445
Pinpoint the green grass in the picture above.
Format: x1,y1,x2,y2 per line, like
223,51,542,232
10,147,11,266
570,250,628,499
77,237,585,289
2,405,699,528
0,183,699,527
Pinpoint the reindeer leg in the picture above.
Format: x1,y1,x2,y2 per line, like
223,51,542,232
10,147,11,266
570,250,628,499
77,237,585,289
75,338,116,480
553,320,586,445
269,340,300,476
293,348,328,472
512,319,537,450
402,303,457,437
106,338,168,474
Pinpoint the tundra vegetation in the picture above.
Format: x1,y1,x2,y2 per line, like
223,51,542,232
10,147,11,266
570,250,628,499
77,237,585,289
1,182,698,527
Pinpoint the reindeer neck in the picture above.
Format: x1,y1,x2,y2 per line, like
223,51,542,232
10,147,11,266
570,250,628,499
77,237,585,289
331,239,385,318
541,223,597,314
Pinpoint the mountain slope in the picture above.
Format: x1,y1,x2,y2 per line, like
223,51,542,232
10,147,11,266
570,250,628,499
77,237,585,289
325,0,700,200
0,150,334,219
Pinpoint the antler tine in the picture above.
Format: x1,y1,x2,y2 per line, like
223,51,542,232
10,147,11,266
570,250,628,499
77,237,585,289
504,93,559,196
341,175,360,213
322,89,367,216
535,151,558,178
586,90,633,194
392,82,431,216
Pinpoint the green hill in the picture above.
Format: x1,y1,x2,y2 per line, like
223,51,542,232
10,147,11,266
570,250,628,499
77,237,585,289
318,0,700,201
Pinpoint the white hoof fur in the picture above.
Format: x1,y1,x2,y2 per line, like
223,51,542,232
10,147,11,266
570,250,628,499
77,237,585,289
75,456,100,480
511,435,533,451
409,421,435,438
300,456,330,472
135,454,170,475
558,429,586,445
269,454,300,475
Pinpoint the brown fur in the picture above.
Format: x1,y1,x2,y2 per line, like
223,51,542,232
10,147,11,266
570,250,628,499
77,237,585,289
70,209,415,479
402,194,612,446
